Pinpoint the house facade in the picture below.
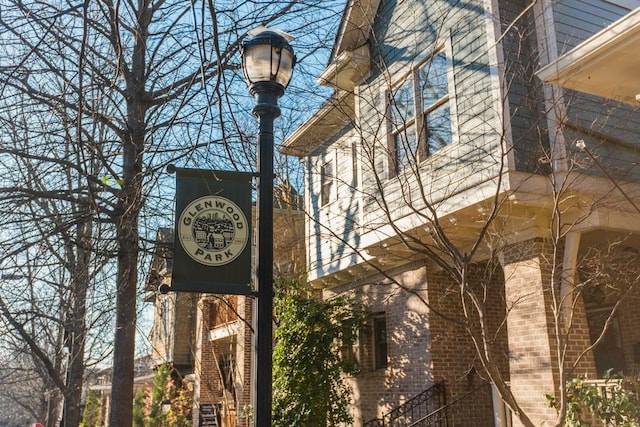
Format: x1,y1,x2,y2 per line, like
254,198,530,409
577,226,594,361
282,0,640,425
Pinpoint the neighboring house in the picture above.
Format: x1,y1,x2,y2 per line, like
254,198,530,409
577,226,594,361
145,184,304,427
86,355,156,426
145,227,197,381
281,0,639,426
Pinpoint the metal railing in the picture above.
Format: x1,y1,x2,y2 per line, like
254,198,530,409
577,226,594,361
364,383,497,427
363,382,447,427
407,387,492,427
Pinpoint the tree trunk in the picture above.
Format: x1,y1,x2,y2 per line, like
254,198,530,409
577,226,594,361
63,215,92,427
108,135,144,425
108,3,149,424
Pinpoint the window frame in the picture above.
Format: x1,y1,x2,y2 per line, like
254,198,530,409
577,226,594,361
386,41,455,178
372,313,388,370
320,158,334,207
340,325,361,372
352,141,359,188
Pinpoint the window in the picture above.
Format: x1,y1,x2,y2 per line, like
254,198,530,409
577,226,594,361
389,49,452,176
587,307,626,377
372,313,388,369
420,51,452,155
209,296,238,328
218,351,236,394
340,326,361,371
321,160,334,206
352,142,358,188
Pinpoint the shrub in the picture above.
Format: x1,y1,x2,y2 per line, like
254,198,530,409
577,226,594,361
548,372,640,426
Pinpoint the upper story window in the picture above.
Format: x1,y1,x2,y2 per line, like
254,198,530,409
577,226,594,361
321,160,334,206
388,49,452,177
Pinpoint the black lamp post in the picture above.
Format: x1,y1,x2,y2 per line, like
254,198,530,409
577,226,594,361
241,27,295,427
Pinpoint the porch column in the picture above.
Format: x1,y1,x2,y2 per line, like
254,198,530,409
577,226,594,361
560,232,597,377
500,238,559,426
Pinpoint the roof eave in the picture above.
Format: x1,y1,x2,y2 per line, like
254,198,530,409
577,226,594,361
330,0,381,62
279,91,355,157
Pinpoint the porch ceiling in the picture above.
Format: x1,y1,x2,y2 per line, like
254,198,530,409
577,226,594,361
536,8,640,106
580,229,640,251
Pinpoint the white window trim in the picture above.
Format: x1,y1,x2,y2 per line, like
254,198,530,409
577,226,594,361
384,34,458,178
318,150,337,208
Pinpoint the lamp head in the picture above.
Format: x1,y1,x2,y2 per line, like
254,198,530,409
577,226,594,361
241,27,296,95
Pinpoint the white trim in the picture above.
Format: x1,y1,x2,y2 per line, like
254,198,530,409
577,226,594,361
353,85,366,235
491,383,512,427
304,156,313,281
384,35,458,177
208,320,239,341
443,34,459,148
380,85,393,180
534,0,569,173
561,232,581,326
535,7,640,105
537,7,640,82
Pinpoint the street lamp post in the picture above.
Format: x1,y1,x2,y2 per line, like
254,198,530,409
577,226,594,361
241,28,295,427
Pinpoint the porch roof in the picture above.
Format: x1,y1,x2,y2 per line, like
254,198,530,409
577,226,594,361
536,7,640,106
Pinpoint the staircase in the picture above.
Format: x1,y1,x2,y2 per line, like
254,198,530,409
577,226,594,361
363,382,447,427
363,382,493,427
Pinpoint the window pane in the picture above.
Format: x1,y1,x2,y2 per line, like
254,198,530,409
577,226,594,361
420,51,448,108
373,315,388,369
426,105,451,154
390,77,415,125
395,125,417,174
352,142,358,187
321,160,333,206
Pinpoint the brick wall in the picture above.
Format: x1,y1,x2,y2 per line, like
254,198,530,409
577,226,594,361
334,263,434,425
236,296,253,427
194,295,254,427
327,235,632,427
334,259,501,426
428,262,507,426
620,289,640,374
500,238,560,426
198,298,221,404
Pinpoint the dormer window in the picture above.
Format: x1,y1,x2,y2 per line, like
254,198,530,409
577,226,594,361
388,48,452,177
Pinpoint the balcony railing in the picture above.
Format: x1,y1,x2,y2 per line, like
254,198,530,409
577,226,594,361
582,378,625,426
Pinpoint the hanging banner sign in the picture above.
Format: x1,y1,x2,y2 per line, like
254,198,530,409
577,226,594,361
168,167,253,295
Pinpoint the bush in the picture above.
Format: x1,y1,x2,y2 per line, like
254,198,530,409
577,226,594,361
548,372,640,426
272,276,364,427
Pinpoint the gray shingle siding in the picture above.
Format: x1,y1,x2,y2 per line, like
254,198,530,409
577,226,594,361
360,0,504,222
500,0,552,174
553,0,640,182
554,0,632,53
